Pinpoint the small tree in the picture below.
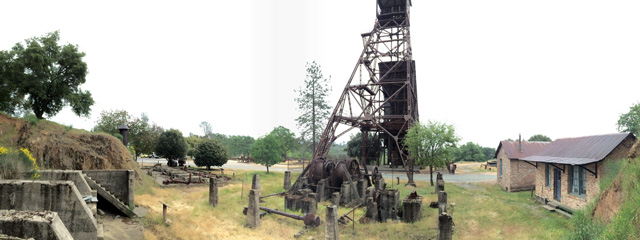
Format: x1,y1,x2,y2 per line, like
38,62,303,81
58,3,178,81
194,139,228,170
617,103,640,137
200,121,213,137
295,61,332,154
270,126,297,161
528,134,552,142
454,142,485,162
250,134,281,173
155,129,188,165
404,121,459,186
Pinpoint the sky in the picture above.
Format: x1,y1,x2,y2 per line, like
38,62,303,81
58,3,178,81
2,0,639,149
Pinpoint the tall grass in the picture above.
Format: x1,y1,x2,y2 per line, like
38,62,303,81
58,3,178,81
567,158,640,240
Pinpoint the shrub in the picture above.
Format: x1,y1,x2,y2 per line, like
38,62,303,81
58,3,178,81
24,114,39,126
194,139,228,170
0,146,40,179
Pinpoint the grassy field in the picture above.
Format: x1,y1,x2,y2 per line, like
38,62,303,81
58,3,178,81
135,169,571,239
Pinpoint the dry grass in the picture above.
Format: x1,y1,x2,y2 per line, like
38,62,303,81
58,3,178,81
136,169,570,240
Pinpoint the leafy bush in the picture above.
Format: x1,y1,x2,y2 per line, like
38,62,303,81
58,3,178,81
0,146,40,179
155,129,187,162
24,114,39,126
194,139,228,170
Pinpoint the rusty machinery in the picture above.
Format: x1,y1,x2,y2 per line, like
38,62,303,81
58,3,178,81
290,0,419,194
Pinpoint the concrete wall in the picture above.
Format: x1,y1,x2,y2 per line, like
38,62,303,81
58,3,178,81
0,210,73,240
31,170,92,197
0,180,97,240
83,170,134,207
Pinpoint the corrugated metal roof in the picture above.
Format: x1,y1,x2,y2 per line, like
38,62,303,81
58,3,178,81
495,141,550,160
521,133,635,165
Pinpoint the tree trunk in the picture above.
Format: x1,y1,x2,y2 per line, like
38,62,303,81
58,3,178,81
267,165,270,174
406,158,416,186
430,165,434,186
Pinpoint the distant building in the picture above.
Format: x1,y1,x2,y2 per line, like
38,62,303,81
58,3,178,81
495,140,549,192
521,133,636,210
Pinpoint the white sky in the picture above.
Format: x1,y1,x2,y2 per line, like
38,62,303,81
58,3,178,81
2,0,639,149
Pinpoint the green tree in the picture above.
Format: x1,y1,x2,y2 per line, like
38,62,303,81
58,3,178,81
226,135,255,157
295,61,332,154
0,49,26,115
93,110,163,157
528,134,552,142
481,147,496,161
5,31,94,119
250,134,281,173
345,132,381,164
617,103,640,137
454,142,485,162
404,121,459,186
155,129,188,165
194,139,228,170
269,126,297,161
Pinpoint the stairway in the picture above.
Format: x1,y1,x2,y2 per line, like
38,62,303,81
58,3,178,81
83,174,136,217
542,200,572,218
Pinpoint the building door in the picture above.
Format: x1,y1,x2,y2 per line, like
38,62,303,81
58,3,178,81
554,168,562,201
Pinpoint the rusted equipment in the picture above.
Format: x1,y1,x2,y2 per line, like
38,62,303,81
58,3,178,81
243,206,321,227
338,203,362,223
162,174,207,185
260,191,285,199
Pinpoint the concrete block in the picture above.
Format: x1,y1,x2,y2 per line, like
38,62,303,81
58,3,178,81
209,177,218,207
324,205,339,240
284,171,291,190
0,210,74,240
0,181,97,240
245,189,260,228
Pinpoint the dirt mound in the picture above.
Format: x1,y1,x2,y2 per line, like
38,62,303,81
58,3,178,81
1,113,136,171
591,170,624,223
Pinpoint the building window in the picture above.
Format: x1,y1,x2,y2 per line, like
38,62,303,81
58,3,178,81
545,163,551,187
499,159,503,177
570,165,586,196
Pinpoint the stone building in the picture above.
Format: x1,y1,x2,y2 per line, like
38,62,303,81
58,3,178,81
495,140,549,192
521,133,636,210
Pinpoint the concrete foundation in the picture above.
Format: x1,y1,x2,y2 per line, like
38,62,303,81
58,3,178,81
331,192,340,207
83,170,134,208
340,183,351,206
251,174,261,196
379,189,399,222
284,171,291,190
317,179,328,202
0,210,73,240
209,177,218,207
246,189,260,228
402,194,423,223
324,205,339,240
0,180,98,240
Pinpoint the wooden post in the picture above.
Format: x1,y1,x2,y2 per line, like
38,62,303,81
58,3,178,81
159,201,170,225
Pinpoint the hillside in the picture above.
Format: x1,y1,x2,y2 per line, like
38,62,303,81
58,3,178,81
0,112,137,171
570,140,640,239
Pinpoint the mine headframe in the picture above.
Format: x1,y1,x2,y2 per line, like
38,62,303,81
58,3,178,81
289,0,418,193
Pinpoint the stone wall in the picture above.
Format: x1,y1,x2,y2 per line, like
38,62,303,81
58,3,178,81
0,180,97,240
0,210,73,240
497,149,536,192
83,170,134,207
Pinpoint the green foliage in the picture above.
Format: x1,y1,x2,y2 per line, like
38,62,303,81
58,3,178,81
528,134,552,142
567,159,640,240
0,146,40,180
226,135,255,157
93,110,164,155
481,147,496,161
250,134,281,173
187,148,198,159
194,139,228,170
345,132,381,164
155,129,187,161
403,121,459,185
328,142,347,160
24,114,39,126
295,61,332,153
1,31,94,119
185,136,203,149
114,133,123,142
269,126,297,161
566,209,604,240
454,142,486,162
617,102,640,137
